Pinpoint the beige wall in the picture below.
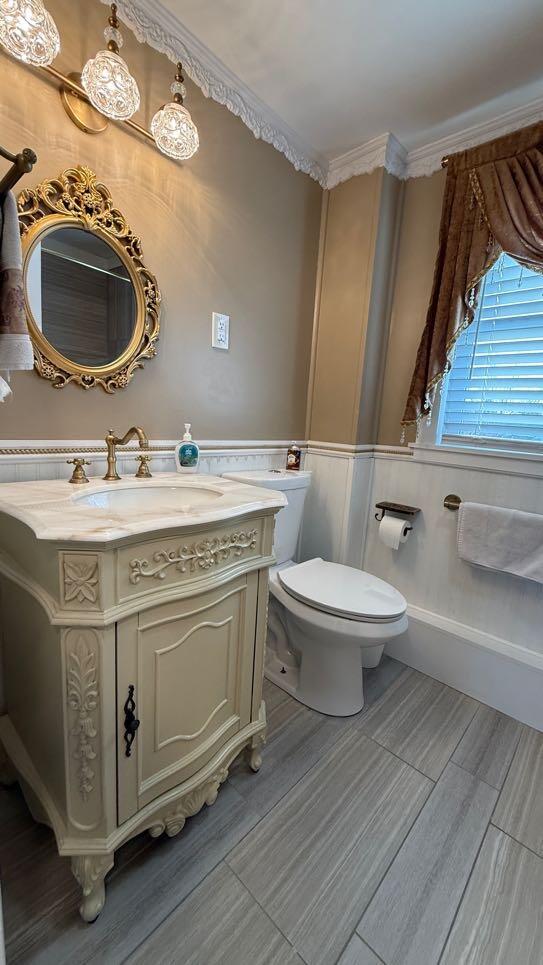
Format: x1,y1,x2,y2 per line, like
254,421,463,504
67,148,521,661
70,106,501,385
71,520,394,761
377,170,446,445
0,0,321,440
356,171,403,444
307,169,403,445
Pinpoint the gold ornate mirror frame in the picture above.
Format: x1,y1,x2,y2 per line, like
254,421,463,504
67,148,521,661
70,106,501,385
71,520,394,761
18,166,160,392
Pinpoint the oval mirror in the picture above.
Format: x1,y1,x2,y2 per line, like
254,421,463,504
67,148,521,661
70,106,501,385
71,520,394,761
26,225,137,368
19,166,160,392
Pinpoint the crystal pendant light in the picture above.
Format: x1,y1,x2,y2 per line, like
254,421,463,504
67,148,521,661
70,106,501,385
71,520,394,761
151,63,199,161
0,0,60,66
81,3,139,121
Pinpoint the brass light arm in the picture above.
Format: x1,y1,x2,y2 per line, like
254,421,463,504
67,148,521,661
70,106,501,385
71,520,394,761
104,426,149,481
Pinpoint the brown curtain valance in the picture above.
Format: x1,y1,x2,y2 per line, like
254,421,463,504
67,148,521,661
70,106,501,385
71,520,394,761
402,120,543,430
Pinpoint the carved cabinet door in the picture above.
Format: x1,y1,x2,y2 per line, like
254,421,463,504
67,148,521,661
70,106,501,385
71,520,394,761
116,574,257,823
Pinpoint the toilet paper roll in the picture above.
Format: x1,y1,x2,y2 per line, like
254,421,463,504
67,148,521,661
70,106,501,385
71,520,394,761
379,514,411,550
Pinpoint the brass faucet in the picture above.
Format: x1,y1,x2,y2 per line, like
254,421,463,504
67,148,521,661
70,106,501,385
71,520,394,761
104,426,149,481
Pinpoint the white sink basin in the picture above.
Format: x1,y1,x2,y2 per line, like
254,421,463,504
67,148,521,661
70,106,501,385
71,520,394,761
76,485,224,513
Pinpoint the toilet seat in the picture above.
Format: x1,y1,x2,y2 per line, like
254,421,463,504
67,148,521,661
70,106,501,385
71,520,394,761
277,557,407,624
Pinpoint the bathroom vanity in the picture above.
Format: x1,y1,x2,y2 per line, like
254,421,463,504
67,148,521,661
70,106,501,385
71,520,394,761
0,474,285,921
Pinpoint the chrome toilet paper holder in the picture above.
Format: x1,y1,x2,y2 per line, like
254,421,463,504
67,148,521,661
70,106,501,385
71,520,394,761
374,501,421,528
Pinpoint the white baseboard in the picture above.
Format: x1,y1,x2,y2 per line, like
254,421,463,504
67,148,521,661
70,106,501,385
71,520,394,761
387,604,543,731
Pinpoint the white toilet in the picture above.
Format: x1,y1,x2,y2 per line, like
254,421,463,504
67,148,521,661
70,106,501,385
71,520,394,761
223,469,408,716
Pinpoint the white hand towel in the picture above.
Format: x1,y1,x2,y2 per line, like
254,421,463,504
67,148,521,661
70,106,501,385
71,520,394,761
0,190,34,388
457,501,543,585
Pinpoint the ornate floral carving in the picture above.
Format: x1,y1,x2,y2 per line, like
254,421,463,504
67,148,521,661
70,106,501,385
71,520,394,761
129,530,258,584
18,166,160,392
327,133,408,188
148,766,229,839
62,555,100,606
67,636,99,800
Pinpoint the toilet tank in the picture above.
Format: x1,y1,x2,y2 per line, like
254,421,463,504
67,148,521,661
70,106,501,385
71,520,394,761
221,470,311,565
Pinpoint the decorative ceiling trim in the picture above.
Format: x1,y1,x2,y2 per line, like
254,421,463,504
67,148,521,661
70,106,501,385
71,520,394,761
326,93,543,185
405,93,543,178
103,0,543,190
326,133,408,188
103,0,328,187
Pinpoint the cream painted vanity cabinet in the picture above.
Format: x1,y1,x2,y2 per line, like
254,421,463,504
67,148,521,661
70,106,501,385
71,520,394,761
0,474,285,922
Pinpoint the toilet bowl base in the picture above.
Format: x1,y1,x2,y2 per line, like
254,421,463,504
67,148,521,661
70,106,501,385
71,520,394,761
265,647,365,717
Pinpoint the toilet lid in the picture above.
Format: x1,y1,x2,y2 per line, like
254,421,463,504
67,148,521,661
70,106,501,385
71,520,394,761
277,558,407,622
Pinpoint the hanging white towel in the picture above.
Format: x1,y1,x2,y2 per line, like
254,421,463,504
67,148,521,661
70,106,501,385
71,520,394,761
0,190,33,391
457,501,543,585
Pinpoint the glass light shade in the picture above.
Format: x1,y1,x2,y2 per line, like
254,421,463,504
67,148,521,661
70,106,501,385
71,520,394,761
0,0,60,66
81,48,140,121
151,102,199,160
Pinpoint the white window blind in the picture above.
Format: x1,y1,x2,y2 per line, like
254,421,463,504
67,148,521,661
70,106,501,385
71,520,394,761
440,252,543,449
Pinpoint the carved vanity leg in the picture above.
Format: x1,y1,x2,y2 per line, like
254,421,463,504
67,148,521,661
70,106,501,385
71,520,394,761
247,731,266,773
71,854,114,923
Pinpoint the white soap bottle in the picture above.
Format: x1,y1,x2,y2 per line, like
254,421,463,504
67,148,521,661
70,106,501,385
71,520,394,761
175,423,200,473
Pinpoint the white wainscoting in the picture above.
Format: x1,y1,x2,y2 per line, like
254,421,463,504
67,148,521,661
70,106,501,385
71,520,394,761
300,445,374,567
0,440,293,485
299,441,543,730
364,448,543,729
364,450,543,653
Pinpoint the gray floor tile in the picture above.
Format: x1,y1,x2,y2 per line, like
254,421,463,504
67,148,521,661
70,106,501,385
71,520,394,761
337,935,383,964
359,669,478,780
229,679,349,816
357,762,498,965
228,729,431,965
4,781,261,965
492,726,543,856
360,656,407,711
131,862,304,965
441,826,543,965
262,675,291,713
452,705,522,789
229,662,408,819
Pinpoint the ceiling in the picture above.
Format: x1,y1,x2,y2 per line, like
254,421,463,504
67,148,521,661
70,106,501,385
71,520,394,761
158,0,543,160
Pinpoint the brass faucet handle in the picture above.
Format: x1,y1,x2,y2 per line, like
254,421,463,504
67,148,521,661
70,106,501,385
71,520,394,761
135,454,152,479
67,458,92,485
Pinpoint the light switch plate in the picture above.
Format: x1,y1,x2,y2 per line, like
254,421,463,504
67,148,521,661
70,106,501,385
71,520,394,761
212,312,230,350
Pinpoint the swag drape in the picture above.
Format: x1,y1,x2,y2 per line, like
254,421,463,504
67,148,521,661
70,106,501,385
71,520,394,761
402,121,543,430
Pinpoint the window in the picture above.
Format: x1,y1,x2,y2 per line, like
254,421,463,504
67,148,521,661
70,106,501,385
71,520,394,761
439,252,543,451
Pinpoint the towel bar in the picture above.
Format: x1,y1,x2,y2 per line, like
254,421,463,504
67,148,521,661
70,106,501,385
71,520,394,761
444,494,462,511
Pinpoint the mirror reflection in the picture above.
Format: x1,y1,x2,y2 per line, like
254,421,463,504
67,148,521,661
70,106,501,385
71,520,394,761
26,226,137,367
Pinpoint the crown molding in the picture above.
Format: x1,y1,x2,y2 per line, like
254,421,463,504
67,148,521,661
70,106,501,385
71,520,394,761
105,0,328,187
405,92,543,178
326,92,543,186
326,133,408,188
104,0,543,190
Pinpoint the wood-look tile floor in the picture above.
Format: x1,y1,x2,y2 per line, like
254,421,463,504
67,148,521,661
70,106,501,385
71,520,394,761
2,657,542,965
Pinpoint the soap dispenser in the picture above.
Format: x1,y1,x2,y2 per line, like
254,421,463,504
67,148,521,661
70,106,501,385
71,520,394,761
175,423,200,473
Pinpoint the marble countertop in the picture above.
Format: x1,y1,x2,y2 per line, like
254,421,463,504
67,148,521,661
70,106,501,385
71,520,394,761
0,473,287,543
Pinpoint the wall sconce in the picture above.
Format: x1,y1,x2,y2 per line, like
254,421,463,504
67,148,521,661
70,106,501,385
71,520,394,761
0,0,60,67
0,1,199,158
81,4,140,122
151,63,199,160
